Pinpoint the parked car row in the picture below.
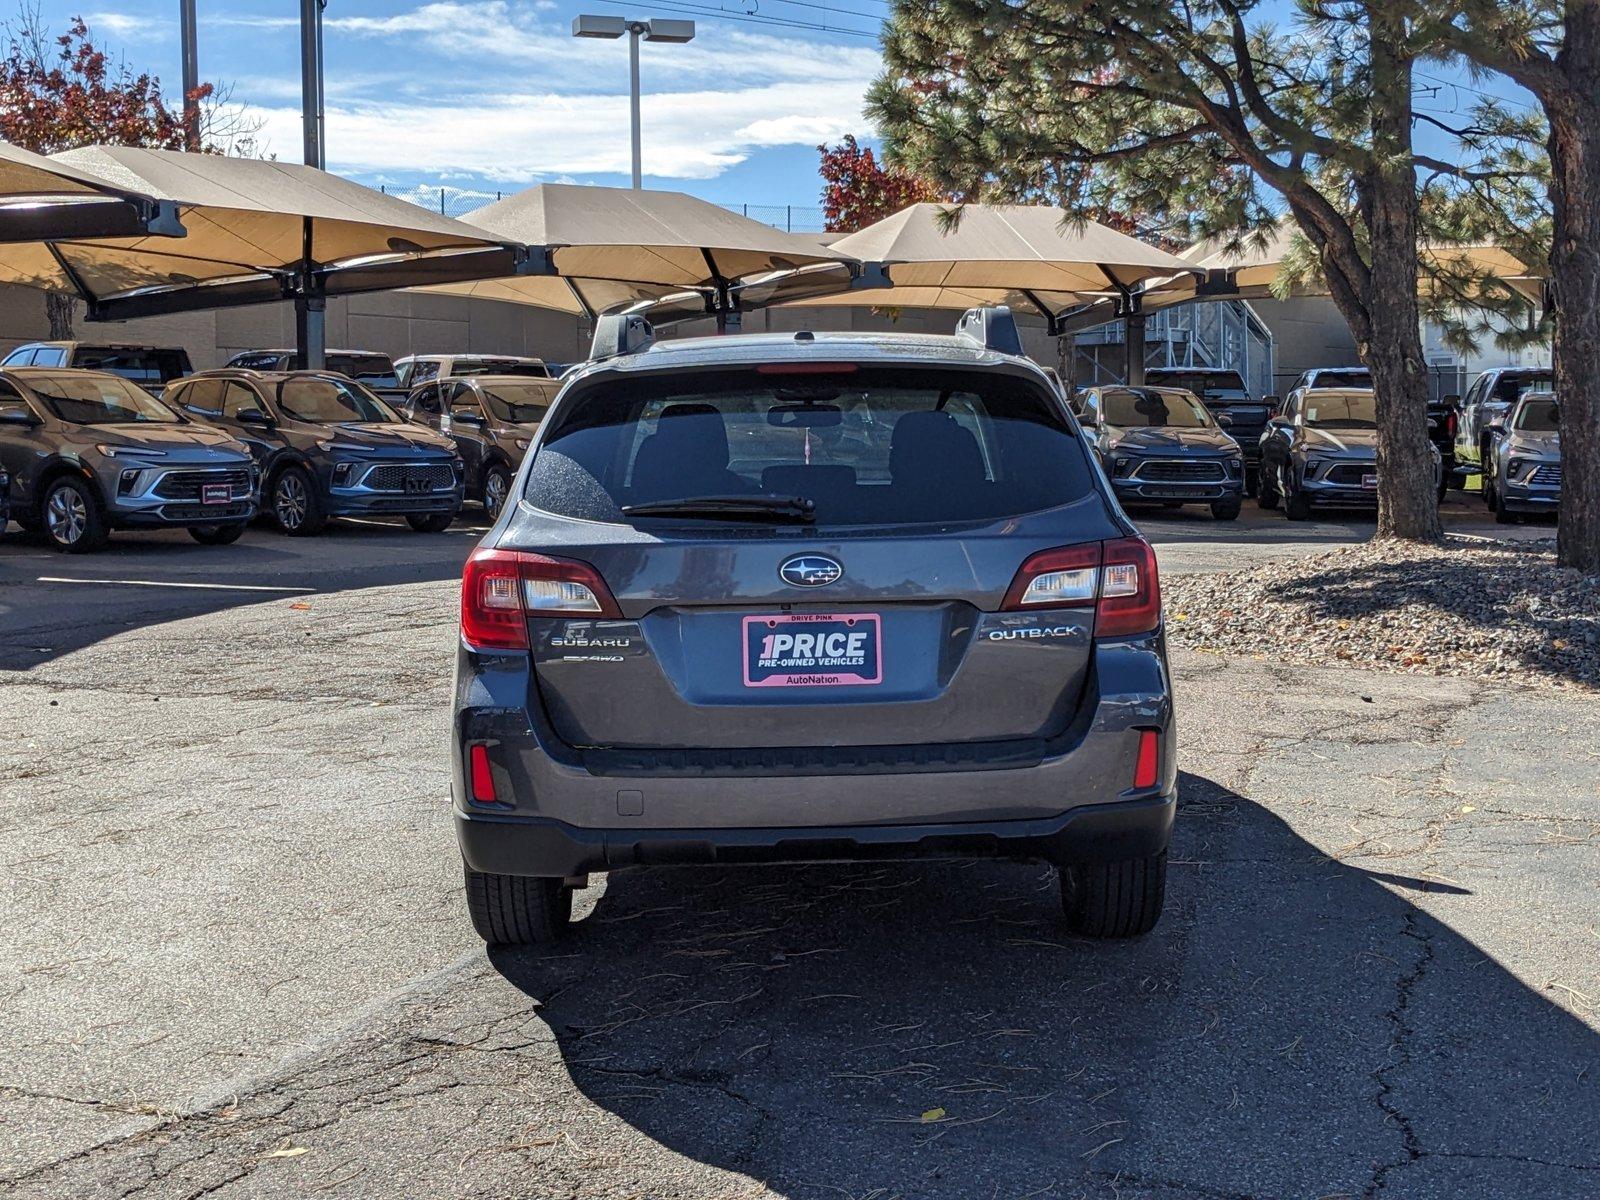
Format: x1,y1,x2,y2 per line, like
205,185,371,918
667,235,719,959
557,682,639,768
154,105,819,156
1069,361,1562,525
0,343,564,551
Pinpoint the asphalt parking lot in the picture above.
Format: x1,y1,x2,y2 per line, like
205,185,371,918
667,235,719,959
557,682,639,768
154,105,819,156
2,501,1594,1199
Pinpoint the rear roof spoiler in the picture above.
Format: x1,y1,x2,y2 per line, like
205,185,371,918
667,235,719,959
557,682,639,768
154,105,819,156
953,305,1024,356
590,312,656,360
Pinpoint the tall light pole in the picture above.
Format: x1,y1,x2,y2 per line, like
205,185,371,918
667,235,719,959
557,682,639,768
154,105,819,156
296,0,326,370
572,15,695,190
179,0,199,150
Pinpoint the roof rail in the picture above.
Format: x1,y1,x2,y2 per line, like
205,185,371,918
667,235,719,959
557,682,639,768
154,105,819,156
953,305,1024,356
590,312,656,360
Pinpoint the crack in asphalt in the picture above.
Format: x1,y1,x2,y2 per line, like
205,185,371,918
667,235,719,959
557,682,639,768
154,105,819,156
1364,911,1435,1197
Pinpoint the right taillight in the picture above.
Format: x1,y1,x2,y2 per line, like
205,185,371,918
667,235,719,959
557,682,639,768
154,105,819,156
1001,536,1161,637
460,548,620,651
1096,536,1161,637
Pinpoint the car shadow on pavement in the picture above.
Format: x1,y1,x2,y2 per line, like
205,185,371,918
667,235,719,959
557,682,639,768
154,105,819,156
491,771,1600,1199
0,517,487,669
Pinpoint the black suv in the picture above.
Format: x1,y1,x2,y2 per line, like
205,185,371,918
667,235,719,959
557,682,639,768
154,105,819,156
401,375,560,520
1,343,193,396
1143,368,1269,493
225,349,401,388
168,369,463,536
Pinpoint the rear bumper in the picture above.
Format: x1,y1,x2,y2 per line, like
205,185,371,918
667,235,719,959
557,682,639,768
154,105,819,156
457,791,1175,876
1501,482,1559,512
451,633,1177,877
113,499,257,527
1299,477,1379,508
324,489,462,517
1112,479,1241,503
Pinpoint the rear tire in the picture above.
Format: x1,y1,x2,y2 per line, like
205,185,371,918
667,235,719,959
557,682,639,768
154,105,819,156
1493,485,1518,525
407,512,455,533
1210,497,1242,521
1061,851,1167,938
1256,465,1280,510
464,864,572,945
270,466,326,536
188,522,246,545
42,476,109,553
1284,475,1312,522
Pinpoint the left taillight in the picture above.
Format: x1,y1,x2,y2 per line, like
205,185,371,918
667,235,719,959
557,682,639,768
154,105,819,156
460,548,620,651
1001,536,1161,637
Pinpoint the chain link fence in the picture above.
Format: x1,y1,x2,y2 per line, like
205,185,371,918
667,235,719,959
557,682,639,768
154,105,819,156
377,184,828,233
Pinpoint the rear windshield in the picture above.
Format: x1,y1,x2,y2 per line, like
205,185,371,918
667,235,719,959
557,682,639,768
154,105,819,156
74,347,189,385
1304,392,1376,427
455,358,549,379
1102,388,1212,428
277,376,400,424
1146,371,1248,400
328,354,399,387
526,366,1093,527
230,352,284,371
1311,369,1370,389
1513,393,1559,431
480,380,558,424
1492,370,1553,403
29,374,182,424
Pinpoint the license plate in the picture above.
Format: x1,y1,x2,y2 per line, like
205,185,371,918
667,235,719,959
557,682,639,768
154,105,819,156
1362,474,1378,489
404,476,431,494
743,613,882,688
201,483,231,505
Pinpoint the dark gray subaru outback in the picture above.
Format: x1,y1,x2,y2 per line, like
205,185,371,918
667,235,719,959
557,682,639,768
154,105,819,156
453,309,1175,944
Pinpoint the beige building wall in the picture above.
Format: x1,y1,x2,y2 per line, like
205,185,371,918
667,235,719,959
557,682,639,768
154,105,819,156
0,284,595,369
1246,296,1360,391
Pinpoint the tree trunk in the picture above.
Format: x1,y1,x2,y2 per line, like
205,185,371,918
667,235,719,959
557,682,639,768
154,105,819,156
45,291,74,340
1356,28,1441,541
1545,10,1600,573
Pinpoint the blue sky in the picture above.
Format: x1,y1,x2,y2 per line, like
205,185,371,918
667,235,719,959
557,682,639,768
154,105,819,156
38,2,1539,217
60,0,887,207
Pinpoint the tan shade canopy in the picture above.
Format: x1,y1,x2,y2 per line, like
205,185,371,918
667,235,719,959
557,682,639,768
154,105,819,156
419,273,690,319
0,140,185,243
1156,223,1546,307
0,145,517,318
827,203,1194,294
0,141,130,199
419,183,849,316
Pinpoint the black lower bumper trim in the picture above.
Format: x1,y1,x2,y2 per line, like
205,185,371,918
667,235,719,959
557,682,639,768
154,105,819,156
456,793,1176,878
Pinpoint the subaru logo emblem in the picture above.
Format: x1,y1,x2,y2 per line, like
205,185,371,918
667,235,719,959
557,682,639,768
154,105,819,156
779,554,842,588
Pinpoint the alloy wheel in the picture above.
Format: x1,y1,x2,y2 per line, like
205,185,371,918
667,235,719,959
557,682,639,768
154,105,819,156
484,471,508,519
275,474,307,530
46,485,87,546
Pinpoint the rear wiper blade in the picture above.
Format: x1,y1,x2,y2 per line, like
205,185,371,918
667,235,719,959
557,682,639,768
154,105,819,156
622,494,816,522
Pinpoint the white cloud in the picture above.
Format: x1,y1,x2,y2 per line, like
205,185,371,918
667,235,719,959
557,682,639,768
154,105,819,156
246,75,869,181
83,12,170,41
216,2,882,93
206,2,879,183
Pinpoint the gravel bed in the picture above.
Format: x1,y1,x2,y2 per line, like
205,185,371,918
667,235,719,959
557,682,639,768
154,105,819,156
1163,535,1600,690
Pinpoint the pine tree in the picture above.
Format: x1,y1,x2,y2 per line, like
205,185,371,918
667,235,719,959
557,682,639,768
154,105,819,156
868,0,1539,542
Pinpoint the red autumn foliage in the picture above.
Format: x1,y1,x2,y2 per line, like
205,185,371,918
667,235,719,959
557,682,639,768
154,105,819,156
818,134,944,233
0,15,208,153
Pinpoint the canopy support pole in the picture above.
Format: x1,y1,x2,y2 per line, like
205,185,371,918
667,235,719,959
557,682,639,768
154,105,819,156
293,213,326,371
1125,311,1146,386
295,294,326,371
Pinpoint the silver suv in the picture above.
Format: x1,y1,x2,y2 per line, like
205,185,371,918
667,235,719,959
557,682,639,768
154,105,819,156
452,309,1175,945
1483,390,1560,523
0,368,257,551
